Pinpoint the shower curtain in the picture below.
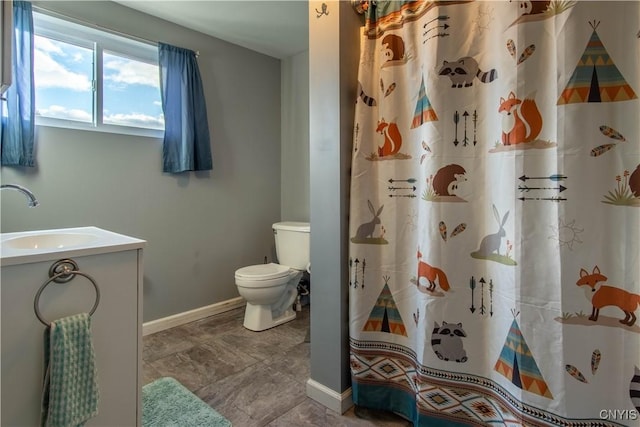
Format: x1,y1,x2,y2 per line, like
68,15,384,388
348,1,640,426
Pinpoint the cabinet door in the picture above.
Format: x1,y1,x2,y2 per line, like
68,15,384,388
1,250,141,426
1,0,12,95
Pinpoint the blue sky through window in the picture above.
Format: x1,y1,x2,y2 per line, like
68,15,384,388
34,35,164,130
34,35,93,122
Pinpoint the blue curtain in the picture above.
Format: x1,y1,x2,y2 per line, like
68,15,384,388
0,1,35,167
158,42,212,173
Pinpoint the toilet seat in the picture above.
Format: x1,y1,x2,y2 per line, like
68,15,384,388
235,263,291,288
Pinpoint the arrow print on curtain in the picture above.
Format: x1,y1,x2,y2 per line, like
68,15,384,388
518,173,568,202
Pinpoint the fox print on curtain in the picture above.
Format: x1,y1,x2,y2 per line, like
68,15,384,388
349,1,639,426
158,42,212,173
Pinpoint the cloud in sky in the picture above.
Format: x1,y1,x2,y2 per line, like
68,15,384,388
105,112,164,129
104,55,160,89
34,36,92,91
36,105,92,122
35,36,64,55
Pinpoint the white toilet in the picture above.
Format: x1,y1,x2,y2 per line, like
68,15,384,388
235,221,310,331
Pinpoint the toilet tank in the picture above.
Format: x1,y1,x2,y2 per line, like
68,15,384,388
273,221,310,270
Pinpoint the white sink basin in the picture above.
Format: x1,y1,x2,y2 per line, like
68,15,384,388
1,227,146,266
4,232,99,249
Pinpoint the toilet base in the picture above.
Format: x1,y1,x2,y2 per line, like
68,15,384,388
243,302,296,331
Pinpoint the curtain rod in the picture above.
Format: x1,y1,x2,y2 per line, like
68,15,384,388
31,5,200,57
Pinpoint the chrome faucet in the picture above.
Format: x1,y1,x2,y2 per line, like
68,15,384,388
1,184,39,207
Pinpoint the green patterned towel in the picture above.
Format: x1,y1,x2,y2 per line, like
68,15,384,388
41,313,99,427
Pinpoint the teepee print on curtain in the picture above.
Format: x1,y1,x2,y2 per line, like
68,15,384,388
411,75,438,128
349,1,639,425
362,278,408,337
494,312,553,399
558,20,638,104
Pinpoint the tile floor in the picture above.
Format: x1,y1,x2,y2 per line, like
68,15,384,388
143,305,412,426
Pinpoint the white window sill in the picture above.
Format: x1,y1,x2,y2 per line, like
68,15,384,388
36,117,164,139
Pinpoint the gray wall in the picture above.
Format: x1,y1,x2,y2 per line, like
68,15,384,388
308,0,360,396
1,0,360,406
281,50,310,222
0,1,283,322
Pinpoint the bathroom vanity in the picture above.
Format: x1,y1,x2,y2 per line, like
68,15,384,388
0,227,145,426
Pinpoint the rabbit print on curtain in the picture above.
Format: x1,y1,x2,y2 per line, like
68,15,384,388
348,1,639,426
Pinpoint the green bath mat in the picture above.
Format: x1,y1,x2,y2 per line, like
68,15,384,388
143,377,231,427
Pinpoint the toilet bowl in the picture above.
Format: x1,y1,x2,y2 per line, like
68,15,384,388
234,222,310,331
235,263,303,331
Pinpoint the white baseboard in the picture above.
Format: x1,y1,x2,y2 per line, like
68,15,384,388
143,296,246,336
306,378,353,414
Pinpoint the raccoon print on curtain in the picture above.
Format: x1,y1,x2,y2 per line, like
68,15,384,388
348,1,640,426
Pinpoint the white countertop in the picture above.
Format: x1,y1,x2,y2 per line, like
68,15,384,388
1,226,146,266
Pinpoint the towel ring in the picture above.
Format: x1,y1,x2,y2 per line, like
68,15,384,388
34,269,101,327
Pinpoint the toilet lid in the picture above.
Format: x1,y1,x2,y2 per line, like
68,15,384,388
235,263,290,280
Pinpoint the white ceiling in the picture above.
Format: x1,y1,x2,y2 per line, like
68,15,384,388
114,1,309,59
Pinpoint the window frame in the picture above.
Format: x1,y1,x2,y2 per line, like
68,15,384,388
32,9,164,138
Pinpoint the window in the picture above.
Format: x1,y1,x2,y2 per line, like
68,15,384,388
33,11,164,136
